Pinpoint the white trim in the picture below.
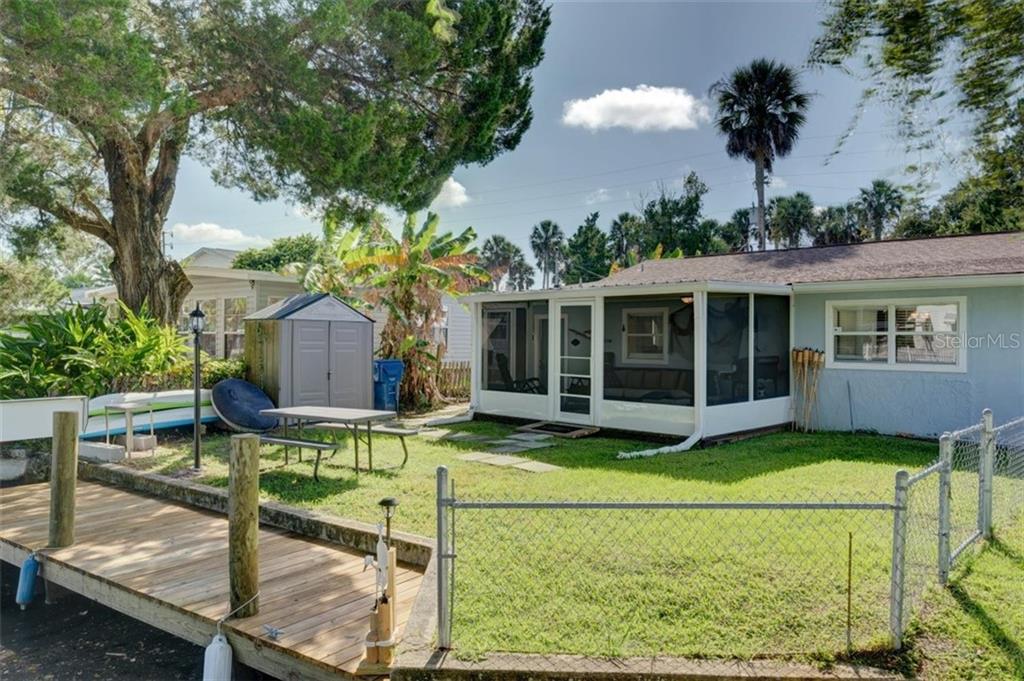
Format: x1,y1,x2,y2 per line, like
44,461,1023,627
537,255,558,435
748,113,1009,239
464,280,791,304
620,307,670,365
794,273,1022,293
824,296,968,373
184,265,294,283
554,300,596,425
481,307,517,389
465,272,1022,304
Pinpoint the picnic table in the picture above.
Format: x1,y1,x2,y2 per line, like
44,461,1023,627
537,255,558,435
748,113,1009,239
259,406,398,473
104,401,156,459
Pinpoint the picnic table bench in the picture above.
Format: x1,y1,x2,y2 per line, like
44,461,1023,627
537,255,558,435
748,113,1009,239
314,422,418,468
259,406,412,476
257,434,339,481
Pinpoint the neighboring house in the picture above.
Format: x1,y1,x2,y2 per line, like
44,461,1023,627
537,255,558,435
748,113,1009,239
85,247,473,363
466,232,1024,439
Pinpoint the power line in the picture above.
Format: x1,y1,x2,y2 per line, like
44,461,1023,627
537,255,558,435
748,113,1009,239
467,128,901,195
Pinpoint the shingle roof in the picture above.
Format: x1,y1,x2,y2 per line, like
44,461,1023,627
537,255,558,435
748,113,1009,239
583,232,1024,288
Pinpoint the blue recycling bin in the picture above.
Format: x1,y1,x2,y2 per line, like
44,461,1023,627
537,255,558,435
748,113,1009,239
373,359,406,412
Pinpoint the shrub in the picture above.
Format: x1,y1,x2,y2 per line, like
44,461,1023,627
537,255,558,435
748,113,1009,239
140,357,246,392
0,303,193,398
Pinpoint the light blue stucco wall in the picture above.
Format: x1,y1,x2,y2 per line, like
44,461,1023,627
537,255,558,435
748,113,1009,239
793,285,1024,437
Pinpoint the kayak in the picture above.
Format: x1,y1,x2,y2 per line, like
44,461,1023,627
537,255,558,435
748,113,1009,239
82,389,220,439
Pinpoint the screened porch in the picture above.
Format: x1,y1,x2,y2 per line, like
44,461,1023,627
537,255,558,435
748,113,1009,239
470,285,793,438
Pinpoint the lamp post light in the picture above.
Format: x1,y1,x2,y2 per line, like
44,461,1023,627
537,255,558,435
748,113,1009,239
189,304,206,471
378,497,399,546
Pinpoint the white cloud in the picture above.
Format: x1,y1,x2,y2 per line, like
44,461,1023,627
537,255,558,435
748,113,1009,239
432,177,471,208
171,222,270,250
562,85,711,132
585,188,610,205
768,175,788,189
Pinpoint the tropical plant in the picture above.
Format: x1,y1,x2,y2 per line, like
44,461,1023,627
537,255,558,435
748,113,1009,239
299,212,488,410
529,219,566,288
712,59,810,251
360,213,489,409
233,234,320,272
0,0,550,323
857,180,903,241
0,303,189,399
564,212,611,284
767,193,816,249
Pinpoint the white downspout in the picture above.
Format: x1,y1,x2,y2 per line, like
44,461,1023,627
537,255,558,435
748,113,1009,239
616,289,707,459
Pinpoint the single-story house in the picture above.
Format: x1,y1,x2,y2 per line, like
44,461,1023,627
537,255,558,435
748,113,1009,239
466,232,1023,439
85,247,473,363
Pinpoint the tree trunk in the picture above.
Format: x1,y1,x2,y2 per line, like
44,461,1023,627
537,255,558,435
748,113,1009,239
754,153,767,251
102,134,192,325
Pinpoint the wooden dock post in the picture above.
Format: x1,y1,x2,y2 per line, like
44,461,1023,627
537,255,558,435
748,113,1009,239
48,411,79,548
229,433,260,618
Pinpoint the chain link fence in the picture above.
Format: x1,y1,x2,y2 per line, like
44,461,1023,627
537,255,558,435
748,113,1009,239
435,410,1024,663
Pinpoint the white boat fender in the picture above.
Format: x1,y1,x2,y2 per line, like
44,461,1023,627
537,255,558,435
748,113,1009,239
202,634,232,681
203,591,263,681
16,553,39,610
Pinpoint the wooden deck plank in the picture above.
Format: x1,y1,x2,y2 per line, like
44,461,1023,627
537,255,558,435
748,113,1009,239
0,481,424,680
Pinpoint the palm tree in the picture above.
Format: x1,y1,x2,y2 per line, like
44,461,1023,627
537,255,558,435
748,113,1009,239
713,59,810,251
481,235,521,291
858,179,904,240
811,203,863,245
529,219,565,288
608,212,642,264
767,192,815,249
720,208,753,252
507,251,536,291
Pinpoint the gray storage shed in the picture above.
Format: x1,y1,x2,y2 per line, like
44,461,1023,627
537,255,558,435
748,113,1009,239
244,293,374,409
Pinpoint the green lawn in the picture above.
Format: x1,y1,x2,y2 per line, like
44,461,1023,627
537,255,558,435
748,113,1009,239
907,514,1024,680
127,423,1021,669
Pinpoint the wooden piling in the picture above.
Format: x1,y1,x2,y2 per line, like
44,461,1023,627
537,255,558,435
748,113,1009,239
229,433,260,618
48,411,79,548
378,547,398,665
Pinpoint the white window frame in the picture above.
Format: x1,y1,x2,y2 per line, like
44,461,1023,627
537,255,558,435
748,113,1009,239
224,297,248,359
482,307,517,389
621,307,670,365
825,296,967,373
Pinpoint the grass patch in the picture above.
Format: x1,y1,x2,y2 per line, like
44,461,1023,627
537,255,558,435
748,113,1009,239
127,424,1021,666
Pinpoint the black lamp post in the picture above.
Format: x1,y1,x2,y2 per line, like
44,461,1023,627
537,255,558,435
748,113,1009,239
189,303,206,470
379,497,399,546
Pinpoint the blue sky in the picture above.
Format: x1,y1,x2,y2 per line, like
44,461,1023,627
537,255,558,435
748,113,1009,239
167,1,967,264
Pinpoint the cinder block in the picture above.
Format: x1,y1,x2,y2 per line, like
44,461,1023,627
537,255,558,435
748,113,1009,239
117,434,157,454
79,441,126,463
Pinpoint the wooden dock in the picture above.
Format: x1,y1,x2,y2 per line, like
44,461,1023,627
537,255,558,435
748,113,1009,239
0,481,424,680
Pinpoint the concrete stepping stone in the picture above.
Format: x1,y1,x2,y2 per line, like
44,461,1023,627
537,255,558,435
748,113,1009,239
442,432,494,442
507,433,553,442
478,454,530,466
455,452,493,461
512,461,563,473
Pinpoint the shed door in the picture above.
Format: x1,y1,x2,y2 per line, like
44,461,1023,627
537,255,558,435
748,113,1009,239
292,321,330,406
329,322,372,408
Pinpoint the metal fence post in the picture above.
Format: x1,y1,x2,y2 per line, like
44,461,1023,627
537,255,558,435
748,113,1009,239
980,409,995,539
937,434,952,585
889,469,910,649
436,466,452,649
